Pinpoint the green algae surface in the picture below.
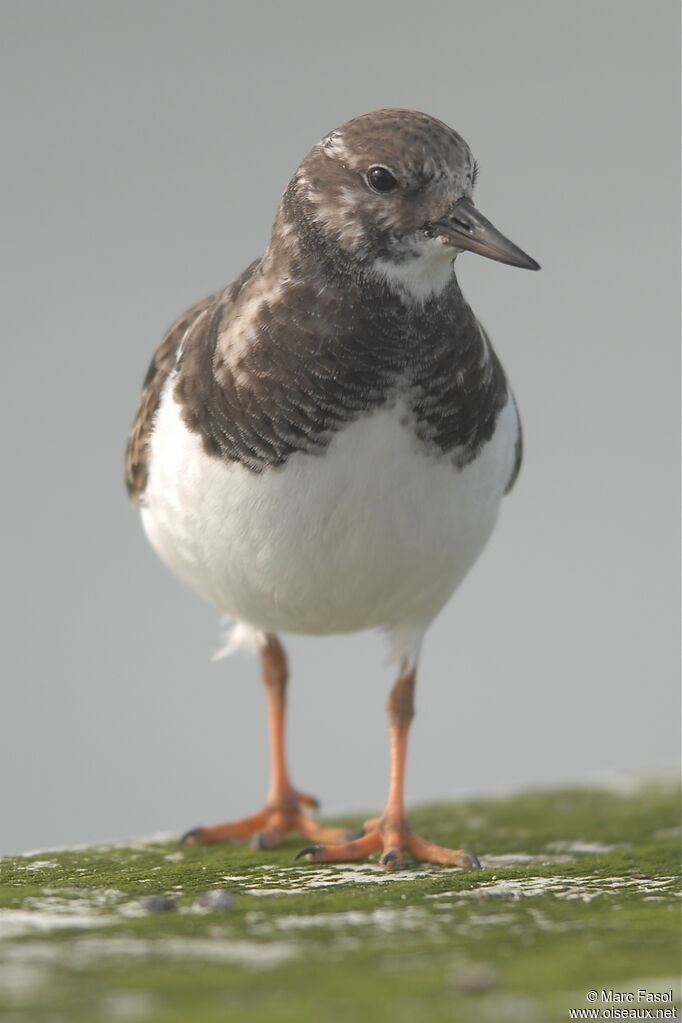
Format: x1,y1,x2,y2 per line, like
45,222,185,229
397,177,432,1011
0,784,679,1022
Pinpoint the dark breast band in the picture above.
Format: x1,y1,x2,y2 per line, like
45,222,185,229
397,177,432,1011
126,261,517,501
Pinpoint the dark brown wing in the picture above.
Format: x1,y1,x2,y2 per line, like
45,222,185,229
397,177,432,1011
125,292,219,502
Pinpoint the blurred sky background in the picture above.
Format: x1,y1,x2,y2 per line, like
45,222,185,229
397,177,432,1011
1,0,679,853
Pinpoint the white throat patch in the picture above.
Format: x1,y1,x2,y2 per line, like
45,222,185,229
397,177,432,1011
372,236,456,303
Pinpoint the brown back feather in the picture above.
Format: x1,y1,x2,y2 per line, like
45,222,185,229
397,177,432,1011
125,292,218,502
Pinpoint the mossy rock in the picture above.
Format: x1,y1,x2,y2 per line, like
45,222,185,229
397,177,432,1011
0,783,679,1022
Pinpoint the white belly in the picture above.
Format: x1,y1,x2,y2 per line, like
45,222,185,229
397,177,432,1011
142,380,519,637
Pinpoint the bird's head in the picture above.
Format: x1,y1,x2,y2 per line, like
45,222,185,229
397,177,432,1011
280,109,539,301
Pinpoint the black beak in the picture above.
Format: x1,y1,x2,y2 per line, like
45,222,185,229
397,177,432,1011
426,196,540,271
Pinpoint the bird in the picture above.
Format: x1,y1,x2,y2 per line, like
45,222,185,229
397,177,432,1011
125,108,539,871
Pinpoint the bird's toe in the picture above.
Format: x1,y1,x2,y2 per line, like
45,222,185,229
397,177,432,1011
379,850,403,870
180,827,205,845
294,845,321,861
250,826,285,851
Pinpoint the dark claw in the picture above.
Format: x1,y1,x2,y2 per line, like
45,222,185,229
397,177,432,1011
180,827,204,845
380,850,402,868
294,845,321,861
250,832,268,851
464,851,482,870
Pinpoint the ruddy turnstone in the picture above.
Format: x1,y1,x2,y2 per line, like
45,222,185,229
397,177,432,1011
126,109,539,870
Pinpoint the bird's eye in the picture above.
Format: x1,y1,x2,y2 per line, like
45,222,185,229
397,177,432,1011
367,166,398,193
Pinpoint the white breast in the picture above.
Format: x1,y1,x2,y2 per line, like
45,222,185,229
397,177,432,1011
142,379,519,640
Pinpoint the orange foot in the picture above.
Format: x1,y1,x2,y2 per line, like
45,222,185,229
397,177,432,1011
295,815,481,871
181,791,360,851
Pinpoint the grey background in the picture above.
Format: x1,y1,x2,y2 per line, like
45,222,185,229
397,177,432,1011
1,1,679,855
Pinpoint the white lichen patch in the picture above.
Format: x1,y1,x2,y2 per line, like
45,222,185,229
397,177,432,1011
544,841,625,855
480,853,573,867
0,960,52,1005
99,990,160,1021
16,860,60,872
654,826,682,839
0,888,126,940
226,856,583,895
0,934,300,971
37,887,126,904
428,875,680,904
224,860,473,896
0,906,118,940
247,906,440,936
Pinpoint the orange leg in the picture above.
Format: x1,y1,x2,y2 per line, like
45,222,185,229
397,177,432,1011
182,635,356,850
296,664,480,871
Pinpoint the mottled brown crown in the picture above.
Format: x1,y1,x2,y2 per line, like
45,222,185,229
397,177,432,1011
320,108,475,187
280,109,477,263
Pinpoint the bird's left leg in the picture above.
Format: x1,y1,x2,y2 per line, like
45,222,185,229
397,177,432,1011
183,635,356,850
296,662,480,870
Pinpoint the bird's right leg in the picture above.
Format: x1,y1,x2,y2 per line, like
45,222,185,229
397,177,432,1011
295,660,480,869
182,634,356,850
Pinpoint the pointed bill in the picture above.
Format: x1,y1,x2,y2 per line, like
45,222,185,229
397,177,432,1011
429,197,540,270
